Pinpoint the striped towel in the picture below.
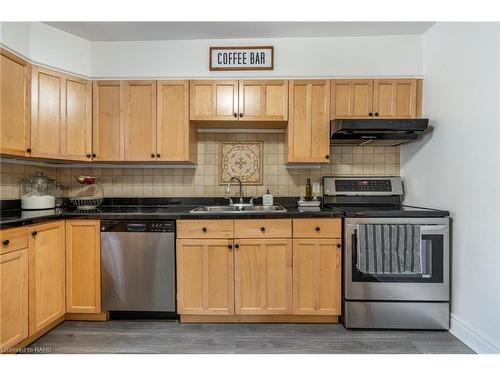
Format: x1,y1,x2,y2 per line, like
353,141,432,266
356,224,422,274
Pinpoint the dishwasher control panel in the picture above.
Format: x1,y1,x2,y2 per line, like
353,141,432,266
101,220,175,233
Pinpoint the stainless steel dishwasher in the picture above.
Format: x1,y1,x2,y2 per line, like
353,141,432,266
101,220,176,314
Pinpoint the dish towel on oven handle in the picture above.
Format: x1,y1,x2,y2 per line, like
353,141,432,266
356,224,422,274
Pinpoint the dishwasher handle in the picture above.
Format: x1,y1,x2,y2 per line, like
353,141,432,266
127,223,147,232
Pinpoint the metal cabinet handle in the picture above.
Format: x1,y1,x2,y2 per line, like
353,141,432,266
228,244,233,250
86,154,91,158
202,227,207,232
368,112,373,117
260,227,266,232
234,244,240,249
315,227,320,232
31,231,38,237
374,112,379,117
92,153,96,158
233,113,238,118
325,155,330,160
336,243,342,249
26,148,32,153
151,154,155,158
156,154,160,158
2,240,10,246
239,113,244,118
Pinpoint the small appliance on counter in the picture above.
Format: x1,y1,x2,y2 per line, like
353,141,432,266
21,172,56,210
69,176,103,210
323,176,450,330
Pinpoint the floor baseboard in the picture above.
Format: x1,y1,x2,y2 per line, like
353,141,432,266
450,314,500,354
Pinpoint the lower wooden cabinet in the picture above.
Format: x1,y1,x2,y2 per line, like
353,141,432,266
292,238,342,315
234,239,292,315
176,239,234,315
0,248,29,353
65,220,101,313
28,221,65,335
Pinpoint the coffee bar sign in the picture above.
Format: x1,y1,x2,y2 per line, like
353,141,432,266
209,46,274,71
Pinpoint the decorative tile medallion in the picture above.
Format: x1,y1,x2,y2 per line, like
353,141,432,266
219,142,263,185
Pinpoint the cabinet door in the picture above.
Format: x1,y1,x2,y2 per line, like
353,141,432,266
124,80,157,161
61,76,92,161
176,239,234,315
0,249,28,353
238,80,288,121
157,81,197,163
0,49,31,157
92,81,125,161
331,79,373,119
31,66,64,158
234,239,292,315
287,80,330,163
190,80,239,121
373,79,418,118
293,239,341,315
28,221,65,335
65,220,101,314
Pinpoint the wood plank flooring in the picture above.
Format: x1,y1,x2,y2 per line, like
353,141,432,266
26,321,474,354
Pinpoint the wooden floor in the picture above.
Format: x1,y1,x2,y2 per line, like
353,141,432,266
26,321,474,354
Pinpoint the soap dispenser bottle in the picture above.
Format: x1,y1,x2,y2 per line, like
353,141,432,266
262,189,273,206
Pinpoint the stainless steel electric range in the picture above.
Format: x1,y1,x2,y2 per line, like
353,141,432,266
323,176,450,330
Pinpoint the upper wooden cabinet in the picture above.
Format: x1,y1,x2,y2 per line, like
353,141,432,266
31,66,92,160
124,80,157,161
0,49,31,157
65,220,101,314
157,81,197,163
28,221,65,335
190,80,288,123
286,80,330,163
331,79,373,119
331,78,421,119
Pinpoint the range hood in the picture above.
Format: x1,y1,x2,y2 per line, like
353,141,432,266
330,118,429,146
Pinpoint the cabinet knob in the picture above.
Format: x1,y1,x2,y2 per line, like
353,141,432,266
151,154,155,158
260,227,266,232
31,231,38,237
368,112,373,117
2,240,10,246
228,244,233,250
233,113,238,118
156,154,160,158
315,227,320,232
239,113,244,118
202,227,207,232
325,155,330,160
92,153,96,158
374,112,379,117
336,243,342,249
26,148,32,153
234,244,240,249
86,154,91,158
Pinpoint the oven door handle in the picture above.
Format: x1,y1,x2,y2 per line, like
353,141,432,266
420,225,448,231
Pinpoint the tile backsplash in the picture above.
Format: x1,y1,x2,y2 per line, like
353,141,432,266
0,133,400,200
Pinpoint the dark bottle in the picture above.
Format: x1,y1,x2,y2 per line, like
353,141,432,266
305,178,312,201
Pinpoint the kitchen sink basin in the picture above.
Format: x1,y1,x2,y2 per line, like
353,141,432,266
189,205,287,214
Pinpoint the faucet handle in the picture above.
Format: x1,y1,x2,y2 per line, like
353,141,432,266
249,197,258,205
224,196,234,206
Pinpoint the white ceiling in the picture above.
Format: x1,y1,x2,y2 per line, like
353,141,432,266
43,22,435,42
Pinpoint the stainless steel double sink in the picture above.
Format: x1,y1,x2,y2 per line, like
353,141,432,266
189,205,287,214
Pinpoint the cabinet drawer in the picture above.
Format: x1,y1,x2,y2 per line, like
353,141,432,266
177,220,233,239
234,219,292,238
0,227,28,254
293,219,341,238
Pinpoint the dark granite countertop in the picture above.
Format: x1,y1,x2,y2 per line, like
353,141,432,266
0,197,343,228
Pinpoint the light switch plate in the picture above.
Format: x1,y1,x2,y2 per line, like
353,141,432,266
312,182,320,194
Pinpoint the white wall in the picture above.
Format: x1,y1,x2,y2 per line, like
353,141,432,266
401,22,500,353
1,22,423,78
0,22,92,77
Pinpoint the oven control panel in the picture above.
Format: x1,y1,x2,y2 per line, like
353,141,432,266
335,179,392,192
323,176,404,196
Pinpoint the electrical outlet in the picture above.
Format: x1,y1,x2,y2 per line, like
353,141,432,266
312,182,320,194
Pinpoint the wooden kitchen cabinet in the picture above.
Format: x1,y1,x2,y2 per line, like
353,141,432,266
31,66,92,160
28,221,65,335
331,79,373,119
292,239,341,315
65,220,101,314
124,80,157,161
238,80,288,121
373,79,419,118
234,238,293,315
176,239,234,315
287,80,331,163
0,48,31,157
190,80,239,121
0,248,29,353
157,80,197,163
92,80,125,161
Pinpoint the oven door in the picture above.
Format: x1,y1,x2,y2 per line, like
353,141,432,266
344,217,450,301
